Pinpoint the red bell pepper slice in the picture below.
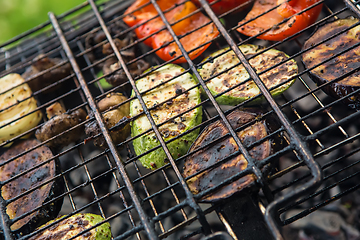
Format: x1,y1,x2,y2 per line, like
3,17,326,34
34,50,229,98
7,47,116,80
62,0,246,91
237,0,323,41
123,0,219,63
191,0,252,15
152,14,219,63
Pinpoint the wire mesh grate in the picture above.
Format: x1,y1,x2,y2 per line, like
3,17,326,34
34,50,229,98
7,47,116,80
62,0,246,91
1,0,360,239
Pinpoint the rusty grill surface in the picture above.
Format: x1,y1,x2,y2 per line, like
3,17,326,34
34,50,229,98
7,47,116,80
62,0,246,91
1,0,360,239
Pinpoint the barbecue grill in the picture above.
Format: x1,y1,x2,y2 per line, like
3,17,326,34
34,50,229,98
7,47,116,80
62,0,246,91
1,0,360,239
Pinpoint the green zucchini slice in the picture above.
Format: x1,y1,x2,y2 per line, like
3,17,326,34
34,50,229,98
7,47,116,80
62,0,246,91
197,44,298,105
29,213,111,240
130,64,202,170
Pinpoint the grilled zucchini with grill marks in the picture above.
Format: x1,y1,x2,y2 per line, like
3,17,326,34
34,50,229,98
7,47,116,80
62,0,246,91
29,213,111,240
197,44,298,105
130,64,202,170
0,139,63,235
302,17,360,109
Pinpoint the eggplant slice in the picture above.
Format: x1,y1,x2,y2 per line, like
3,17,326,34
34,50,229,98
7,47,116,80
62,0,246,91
183,109,273,202
0,139,63,235
302,17,360,108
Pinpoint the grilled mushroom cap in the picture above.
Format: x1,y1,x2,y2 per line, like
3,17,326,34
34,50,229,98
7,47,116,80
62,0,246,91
302,17,360,108
35,102,87,149
183,109,272,202
85,20,136,65
102,57,149,95
0,139,63,235
85,92,130,149
21,55,72,93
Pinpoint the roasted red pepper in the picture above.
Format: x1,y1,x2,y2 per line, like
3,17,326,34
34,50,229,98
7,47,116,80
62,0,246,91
123,0,219,63
191,0,252,15
237,0,323,41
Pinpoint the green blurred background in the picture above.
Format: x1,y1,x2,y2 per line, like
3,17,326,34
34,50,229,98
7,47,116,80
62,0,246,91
0,0,86,44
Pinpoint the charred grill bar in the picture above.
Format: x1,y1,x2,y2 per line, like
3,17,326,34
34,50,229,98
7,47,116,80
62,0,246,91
1,0,360,239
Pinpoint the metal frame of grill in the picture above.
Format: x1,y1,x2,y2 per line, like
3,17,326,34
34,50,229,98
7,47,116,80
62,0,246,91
1,0,360,239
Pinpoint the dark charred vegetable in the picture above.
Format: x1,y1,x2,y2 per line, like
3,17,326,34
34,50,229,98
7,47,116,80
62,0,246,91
35,102,87,149
85,92,130,149
29,213,111,240
0,139,63,235
183,109,272,202
130,64,202,170
302,17,360,109
21,55,72,93
197,44,298,105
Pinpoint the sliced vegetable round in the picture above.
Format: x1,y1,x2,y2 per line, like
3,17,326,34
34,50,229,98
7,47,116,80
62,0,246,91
302,18,360,109
197,44,298,105
0,139,63,235
29,213,111,240
183,108,272,202
0,73,42,146
130,64,202,169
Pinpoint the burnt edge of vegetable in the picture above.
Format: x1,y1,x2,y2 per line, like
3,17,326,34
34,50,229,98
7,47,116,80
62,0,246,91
0,139,64,237
301,17,360,109
183,108,280,203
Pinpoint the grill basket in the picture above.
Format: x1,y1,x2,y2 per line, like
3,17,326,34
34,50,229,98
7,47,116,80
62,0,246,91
1,0,360,239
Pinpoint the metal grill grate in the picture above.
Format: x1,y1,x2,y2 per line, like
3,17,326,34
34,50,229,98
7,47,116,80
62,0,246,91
1,0,360,239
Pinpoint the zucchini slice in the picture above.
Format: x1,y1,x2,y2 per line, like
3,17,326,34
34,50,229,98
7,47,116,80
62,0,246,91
302,18,360,109
197,44,298,105
29,213,111,240
183,109,273,202
0,139,63,235
130,64,202,170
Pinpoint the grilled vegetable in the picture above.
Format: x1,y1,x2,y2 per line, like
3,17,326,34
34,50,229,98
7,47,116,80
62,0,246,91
102,57,149,94
123,0,219,63
302,18,360,109
100,34,150,94
29,213,111,240
183,109,272,202
237,0,323,41
0,139,63,235
191,0,252,15
85,20,136,65
0,73,42,146
85,92,130,149
197,44,298,105
130,64,202,169
22,55,72,93
35,102,87,149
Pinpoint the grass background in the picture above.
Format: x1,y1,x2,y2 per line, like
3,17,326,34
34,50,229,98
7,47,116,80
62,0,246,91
0,0,86,44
